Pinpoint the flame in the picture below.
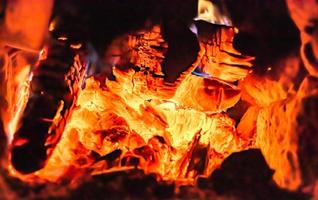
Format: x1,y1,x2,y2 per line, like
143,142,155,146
30,24,252,182
237,57,318,191
0,1,316,198
195,26,254,83
1,24,254,186
0,50,32,144
49,20,56,32
195,0,232,26
35,73,244,183
58,36,68,41
70,43,82,50
4,18,311,197
6,73,31,143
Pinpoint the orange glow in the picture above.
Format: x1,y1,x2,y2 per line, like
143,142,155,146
58,36,68,41
197,27,254,82
35,75,243,182
0,1,316,199
4,20,308,195
237,62,318,191
196,0,232,26
39,46,48,60
0,50,32,144
0,0,53,51
70,43,82,49
26,25,252,183
2,21,307,195
49,20,56,32
6,73,31,143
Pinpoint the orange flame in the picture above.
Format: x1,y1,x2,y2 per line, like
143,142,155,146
35,74,243,183
0,50,33,144
23,25,253,183
1,25,255,186
196,0,232,26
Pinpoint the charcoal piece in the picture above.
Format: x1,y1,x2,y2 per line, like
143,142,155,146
186,144,208,177
210,149,273,192
11,40,88,174
209,149,308,200
121,155,140,167
94,149,122,169
133,145,155,162
96,149,122,163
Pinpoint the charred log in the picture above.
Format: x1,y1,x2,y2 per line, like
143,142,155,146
11,40,88,174
256,76,318,191
208,149,309,200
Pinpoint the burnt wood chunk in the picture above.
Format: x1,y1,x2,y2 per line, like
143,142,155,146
11,40,88,174
208,149,308,200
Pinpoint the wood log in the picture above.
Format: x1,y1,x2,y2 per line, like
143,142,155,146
11,40,88,174
256,76,318,191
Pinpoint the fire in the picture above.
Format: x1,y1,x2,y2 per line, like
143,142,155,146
14,25,251,184
1,1,317,198
196,0,232,26
6,74,31,143
0,50,32,144
36,73,242,183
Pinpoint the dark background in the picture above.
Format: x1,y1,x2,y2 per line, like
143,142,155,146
52,0,300,79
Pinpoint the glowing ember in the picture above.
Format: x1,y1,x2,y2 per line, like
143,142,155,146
10,41,89,175
6,24,253,184
36,75,243,182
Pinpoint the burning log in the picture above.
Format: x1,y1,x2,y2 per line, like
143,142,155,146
239,75,288,108
31,71,244,182
173,75,241,113
194,22,254,83
0,0,55,174
10,40,89,174
255,76,318,191
105,24,252,113
0,49,37,142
